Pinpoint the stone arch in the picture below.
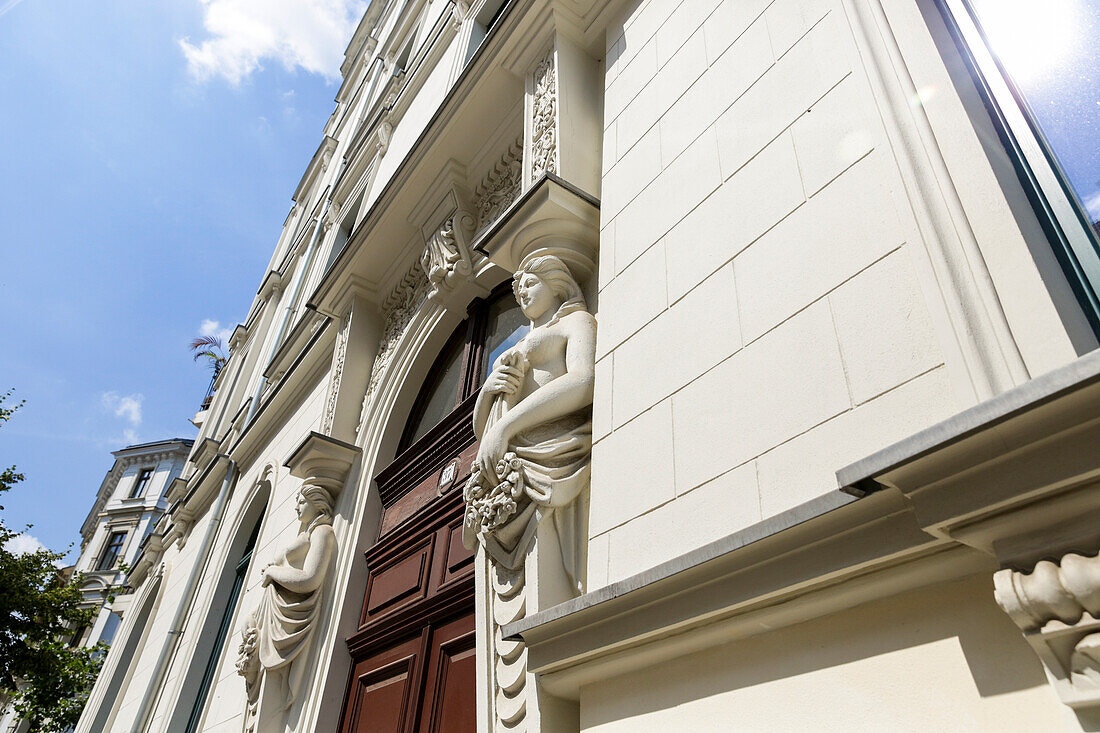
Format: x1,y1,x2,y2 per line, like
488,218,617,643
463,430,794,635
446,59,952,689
75,569,164,733
309,276,510,729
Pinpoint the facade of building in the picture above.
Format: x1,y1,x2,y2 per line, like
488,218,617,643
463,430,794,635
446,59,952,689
76,0,1100,731
0,439,192,733
72,439,194,651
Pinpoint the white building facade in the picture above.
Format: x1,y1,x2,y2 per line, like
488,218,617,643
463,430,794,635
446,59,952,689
77,0,1100,731
74,439,194,650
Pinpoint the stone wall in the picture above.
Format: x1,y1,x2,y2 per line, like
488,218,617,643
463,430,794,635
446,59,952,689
578,575,1068,731
589,0,964,587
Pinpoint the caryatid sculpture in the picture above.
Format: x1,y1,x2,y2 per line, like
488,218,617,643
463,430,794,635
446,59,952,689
462,254,596,593
237,484,336,732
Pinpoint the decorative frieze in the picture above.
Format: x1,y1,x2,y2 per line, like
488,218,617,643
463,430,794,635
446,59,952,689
474,138,522,233
995,549,1100,709
356,261,430,435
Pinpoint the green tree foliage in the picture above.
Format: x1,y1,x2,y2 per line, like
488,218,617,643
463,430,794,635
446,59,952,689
0,391,105,732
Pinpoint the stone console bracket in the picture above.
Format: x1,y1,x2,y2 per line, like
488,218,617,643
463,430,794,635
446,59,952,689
285,431,362,494
840,348,1100,711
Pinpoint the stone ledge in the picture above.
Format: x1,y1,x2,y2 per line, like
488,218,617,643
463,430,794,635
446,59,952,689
837,347,1100,496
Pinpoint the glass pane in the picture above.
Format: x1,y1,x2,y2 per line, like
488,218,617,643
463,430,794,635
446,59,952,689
483,295,529,379
968,0,1100,229
403,329,467,448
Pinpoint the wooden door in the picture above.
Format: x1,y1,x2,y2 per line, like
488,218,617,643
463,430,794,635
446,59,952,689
339,289,527,733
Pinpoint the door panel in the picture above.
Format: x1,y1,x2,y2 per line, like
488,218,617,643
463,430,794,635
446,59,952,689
419,614,477,733
343,635,424,733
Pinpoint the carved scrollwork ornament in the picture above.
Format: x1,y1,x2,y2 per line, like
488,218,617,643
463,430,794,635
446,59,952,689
474,138,522,233
356,261,430,435
994,548,1100,709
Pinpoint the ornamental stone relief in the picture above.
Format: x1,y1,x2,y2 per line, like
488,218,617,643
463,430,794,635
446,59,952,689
995,548,1100,709
236,484,337,732
320,311,352,436
529,50,558,179
474,138,522,233
462,254,596,731
356,261,430,435
420,216,473,302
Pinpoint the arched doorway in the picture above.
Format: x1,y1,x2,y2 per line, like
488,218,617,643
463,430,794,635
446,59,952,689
338,285,526,732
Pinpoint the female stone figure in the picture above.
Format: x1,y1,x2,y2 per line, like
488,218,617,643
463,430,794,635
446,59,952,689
237,484,336,731
463,254,596,592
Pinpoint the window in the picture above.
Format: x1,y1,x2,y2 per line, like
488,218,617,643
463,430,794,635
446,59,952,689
398,285,527,452
96,531,126,571
394,32,416,75
183,513,263,733
466,0,510,62
99,612,122,646
129,468,153,498
939,0,1100,332
327,190,365,271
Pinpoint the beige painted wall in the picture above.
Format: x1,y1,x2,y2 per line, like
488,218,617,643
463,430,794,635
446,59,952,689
589,0,967,587
579,575,1080,732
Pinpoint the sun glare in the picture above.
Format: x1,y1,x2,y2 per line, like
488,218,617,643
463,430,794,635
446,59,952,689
970,0,1080,86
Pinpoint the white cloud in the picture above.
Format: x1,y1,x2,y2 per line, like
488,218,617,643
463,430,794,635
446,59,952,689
5,532,48,556
179,0,367,85
101,392,144,426
199,318,235,343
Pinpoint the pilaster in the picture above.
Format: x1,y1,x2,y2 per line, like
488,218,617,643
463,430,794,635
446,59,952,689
319,289,384,444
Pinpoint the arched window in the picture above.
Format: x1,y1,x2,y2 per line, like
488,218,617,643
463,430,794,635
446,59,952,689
180,511,264,733
397,285,527,452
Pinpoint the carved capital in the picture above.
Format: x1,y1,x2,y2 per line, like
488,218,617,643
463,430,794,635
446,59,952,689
323,201,342,232
449,0,468,30
995,549,1100,709
377,121,393,155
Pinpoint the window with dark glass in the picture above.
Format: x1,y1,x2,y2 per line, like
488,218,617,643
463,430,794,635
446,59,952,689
96,531,126,571
129,468,153,498
397,285,527,453
939,0,1100,332
183,513,263,733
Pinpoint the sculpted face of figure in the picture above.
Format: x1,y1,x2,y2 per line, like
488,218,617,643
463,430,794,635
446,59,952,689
515,272,558,322
296,490,320,525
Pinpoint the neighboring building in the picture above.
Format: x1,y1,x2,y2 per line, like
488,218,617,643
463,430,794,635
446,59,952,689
73,439,194,650
77,0,1100,731
0,440,192,733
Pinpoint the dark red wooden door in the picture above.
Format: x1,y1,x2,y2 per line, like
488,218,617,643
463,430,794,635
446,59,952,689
338,400,479,733
340,291,526,732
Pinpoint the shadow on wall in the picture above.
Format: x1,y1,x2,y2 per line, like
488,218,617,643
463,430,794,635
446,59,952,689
580,573,1054,730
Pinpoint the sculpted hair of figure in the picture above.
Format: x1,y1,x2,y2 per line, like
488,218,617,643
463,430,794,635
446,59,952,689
512,255,586,324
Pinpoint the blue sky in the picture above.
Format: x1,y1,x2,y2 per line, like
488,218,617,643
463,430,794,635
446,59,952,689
0,0,363,559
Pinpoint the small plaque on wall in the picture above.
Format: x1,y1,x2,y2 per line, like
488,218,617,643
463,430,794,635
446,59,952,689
438,458,460,494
